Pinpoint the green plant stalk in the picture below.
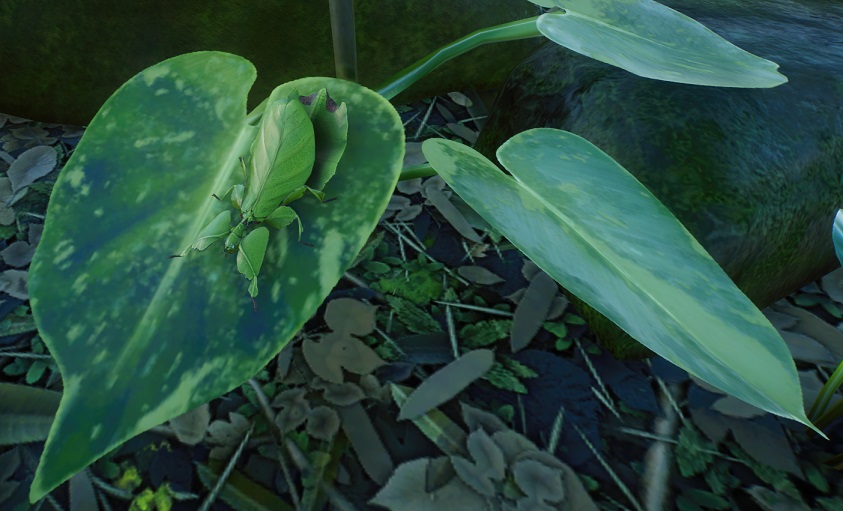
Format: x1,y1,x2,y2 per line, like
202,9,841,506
248,18,540,185
328,0,358,82
825,451,843,470
377,16,543,101
808,362,843,421
398,163,437,181
808,360,843,421
245,16,541,133
249,18,526,190
812,398,843,432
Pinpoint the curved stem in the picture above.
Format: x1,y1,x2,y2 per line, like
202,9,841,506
376,16,542,101
246,98,268,126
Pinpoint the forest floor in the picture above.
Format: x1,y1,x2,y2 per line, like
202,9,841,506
1,91,842,511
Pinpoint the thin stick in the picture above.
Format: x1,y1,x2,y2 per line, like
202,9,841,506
197,423,254,511
328,0,358,82
247,378,302,510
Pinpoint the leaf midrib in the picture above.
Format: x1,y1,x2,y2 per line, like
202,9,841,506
108,120,257,381
494,137,767,391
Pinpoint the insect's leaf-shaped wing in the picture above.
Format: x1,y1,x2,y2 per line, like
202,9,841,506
185,210,232,254
300,89,349,191
243,97,315,219
236,226,269,298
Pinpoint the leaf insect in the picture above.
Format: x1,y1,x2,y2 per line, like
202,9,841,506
170,89,349,309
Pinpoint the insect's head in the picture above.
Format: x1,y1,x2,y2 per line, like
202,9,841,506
223,235,240,253
224,229,245,253
224,219,249,253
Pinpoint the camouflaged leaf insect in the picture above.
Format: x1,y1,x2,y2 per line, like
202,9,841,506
170,88,349,307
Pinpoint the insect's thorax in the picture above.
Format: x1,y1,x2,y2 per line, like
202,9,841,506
224,218,249,253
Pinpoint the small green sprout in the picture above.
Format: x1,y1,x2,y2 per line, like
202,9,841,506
170,88,349,308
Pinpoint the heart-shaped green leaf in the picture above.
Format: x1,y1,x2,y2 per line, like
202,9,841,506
421,129,814,432
534,0,786,88
28,52,404,501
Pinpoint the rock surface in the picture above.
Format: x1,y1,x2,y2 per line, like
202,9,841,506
0,0,540,124
475,0,843,358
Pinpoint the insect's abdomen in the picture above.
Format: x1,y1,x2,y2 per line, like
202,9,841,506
242,98,316,219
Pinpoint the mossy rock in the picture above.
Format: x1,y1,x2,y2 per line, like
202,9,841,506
0,0,540,124
475,0,843,359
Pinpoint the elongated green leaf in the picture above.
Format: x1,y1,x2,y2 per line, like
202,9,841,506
398,349,494,421
196,462,295,511
390,384,468,456
0,383,61,445
832,209,843,267
421,129,814,432
28,52,404,501
535,0,786,88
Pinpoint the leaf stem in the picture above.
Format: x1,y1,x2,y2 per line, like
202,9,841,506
376,16,543,101
246,16,539,131
398,163,437,181
245,99,267,126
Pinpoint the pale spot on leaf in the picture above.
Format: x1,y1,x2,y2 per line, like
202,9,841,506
141,65,171,86
63,166,86,190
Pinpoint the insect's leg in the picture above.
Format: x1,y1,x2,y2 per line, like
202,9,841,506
168,211,232,258
280,186,333,206
213,184,245,211
211,187,230,202
300,186,337,204
213,155,248,201
230,185,245,211
302,186,326,203
263,205,311,247
236,226,270,301
281,186,308,206
264,206,303,240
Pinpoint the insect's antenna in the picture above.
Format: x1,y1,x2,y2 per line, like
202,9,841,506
251,297,258,312
212,194,222,202
324,197,339,204
167,254,182,259
298,241,314,248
